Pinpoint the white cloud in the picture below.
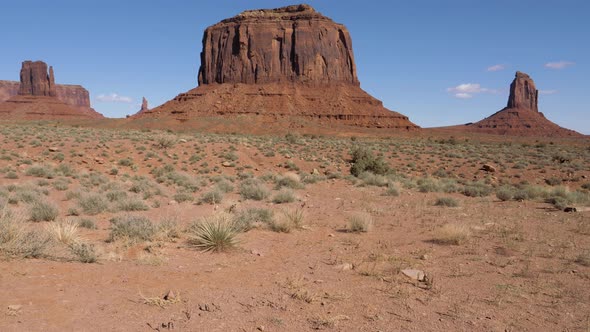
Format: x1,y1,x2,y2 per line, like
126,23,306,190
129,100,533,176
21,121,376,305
539,89,558,95
96,93,133,103
487,64,505,72
447,83,498,99
544,61,575,69
454,93,473,99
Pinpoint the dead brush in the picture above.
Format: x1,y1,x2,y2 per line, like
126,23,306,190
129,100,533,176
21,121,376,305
139,290,181,308
284,277,317,303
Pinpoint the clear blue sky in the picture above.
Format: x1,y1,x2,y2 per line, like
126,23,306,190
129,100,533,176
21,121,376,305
1,0,588,134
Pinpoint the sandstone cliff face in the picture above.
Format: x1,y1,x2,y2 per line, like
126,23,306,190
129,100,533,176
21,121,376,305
55,85,91,108
507,71,538,111
468,71,581,137
0,81,20,102
138,4,417,131
18,61,57,97
198,4,358,86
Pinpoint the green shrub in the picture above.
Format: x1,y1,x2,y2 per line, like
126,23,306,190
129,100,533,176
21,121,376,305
272,189,296,204
462,182,493,197
200,190,223,204
116,198,149,212
29,200,59,222
78,194,109,215
239,179,270,201
25,164,55,179
434,197,459,207
173,192,194,203
233,208,274,232
108,215,156,243
350,146,390,177
70,242,97,263
496,186,515,201
77,218,97,229
359,172,389,187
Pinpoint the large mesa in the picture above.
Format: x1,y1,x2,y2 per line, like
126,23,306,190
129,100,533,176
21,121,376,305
0,61,103,119
134,4,417,130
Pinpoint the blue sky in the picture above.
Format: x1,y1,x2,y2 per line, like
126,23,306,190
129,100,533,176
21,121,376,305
1,0,588,134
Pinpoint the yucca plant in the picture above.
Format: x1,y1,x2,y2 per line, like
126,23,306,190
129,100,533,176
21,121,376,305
187,213,239,252
46,219,80,246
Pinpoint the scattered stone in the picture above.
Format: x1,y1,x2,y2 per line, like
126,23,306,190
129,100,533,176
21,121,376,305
311,168,320,175
7,305,22,311
221,161,232,167
401,269,426,282
334,263,354,271
163,290,176,301
250,250,262,256
48,147,59,152
481,164,496,173
168,200,178,206
257,326,265,331
179,139,187,143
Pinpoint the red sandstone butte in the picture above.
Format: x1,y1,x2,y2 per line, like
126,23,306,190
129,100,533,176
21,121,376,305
134,4,417,130
0,61,103,119
465,71,582,137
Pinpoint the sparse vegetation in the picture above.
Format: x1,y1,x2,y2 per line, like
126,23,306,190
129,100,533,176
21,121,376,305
187,213,239,252
347,212,373,233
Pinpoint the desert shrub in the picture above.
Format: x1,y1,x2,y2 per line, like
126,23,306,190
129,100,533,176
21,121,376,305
46,220,79,246
118,158,134,167
383,183,400,196
359,172,389,187
275,172,303,189
239,179,270,201
106,190,128,202
52,178,70,191
155,218,181,241
283,208,304,229
462,182,493,197
173,192,193,203
29,200,59,222
116,197,149,212
70,242,98,263
347,212,374,233
187,213,239,252
496,186,515,201
77,218,97,229
215,180,234,193
0,208,51,258
432,224,470,245
350,146,390,177
435,197,459,207
155,134,176,149
581,182,590,190
272,189,296,204
233,208,274,232
200,189,223,204
5,171,18,179
545,177,562,186
25,164,55,179
417,178,440,193
55,164,76,177
575,251,590,267
78,194,109,215
108,215,156,243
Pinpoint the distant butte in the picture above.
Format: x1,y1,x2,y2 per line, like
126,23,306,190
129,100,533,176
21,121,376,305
0,61,103,119
133,4,418,130
461,71,582,137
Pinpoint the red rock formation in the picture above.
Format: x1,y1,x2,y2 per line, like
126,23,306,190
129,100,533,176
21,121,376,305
0,61,103,119
140,97,149,112
135,4,417,130
466,71,581,137
18,61,57,97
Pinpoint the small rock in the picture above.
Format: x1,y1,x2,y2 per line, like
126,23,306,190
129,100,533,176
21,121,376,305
222,161,232,167
420,254,429,261
48,147,59,152
250,250,262,256
334,263,354,271
401,269,426,281
328,234,334,237
168,200,178,206
481,164,496,173
179,139,187,143
311,168,320,175
257,326,265,331
163,290,176,301
7,305,22,311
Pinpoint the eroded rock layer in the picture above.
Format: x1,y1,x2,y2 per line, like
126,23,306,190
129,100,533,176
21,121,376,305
136,4,417,130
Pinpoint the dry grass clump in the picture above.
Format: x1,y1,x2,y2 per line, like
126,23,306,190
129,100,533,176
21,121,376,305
275,172,303,189
269,208,305,233
29,200,59,222
272,188,296,204
347,212,374,233
239,179,270,201
432,223,471,245
108,215,156,243
0,207,51,258
187,213,239,252
434,197,459,207
575,251,590,267
46,219,80,246
78,193,109,215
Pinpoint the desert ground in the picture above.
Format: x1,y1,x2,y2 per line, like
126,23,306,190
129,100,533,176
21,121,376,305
0,122,589,331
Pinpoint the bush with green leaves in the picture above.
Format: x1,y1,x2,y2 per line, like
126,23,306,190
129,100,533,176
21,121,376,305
78,194,109,215
350,146,390,177
200,189,223,204
233,208,274,232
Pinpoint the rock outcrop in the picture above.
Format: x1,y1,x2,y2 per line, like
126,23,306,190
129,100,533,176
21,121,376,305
0,61,103,119
140,97,149,112
18,61,57,97
466,71,581,137
134,4,418,131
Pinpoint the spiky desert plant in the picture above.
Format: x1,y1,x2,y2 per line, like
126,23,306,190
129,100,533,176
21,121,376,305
187,213,239,252
46,219,80,246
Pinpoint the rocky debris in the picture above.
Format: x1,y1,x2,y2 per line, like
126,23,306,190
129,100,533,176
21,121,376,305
564,207,590,213
401,269,426,282
132,4,418,130
221,161,233,167
162,290,176,301
48,147,60,152
481,164,496,173
466,71,582,137
334,263,354,271
18,61,56,97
